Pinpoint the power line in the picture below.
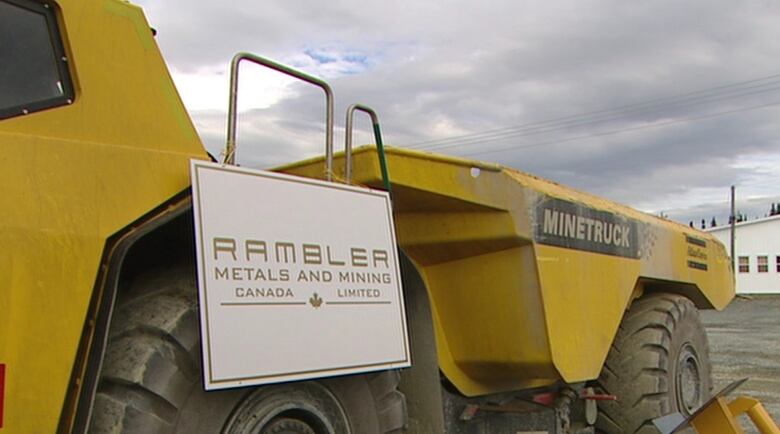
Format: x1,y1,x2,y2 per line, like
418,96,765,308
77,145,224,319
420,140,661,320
461,99,780,158
408,73,780,149
406,73,780,152
732,178,780,190
418,82,780,153
662,180,779,200
654,188,780,222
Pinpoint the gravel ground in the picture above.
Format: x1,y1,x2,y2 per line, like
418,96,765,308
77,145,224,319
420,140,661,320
700,294,780,432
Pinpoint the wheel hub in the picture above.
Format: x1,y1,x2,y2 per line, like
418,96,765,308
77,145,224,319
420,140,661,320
676,343,703,415
261,417,317,434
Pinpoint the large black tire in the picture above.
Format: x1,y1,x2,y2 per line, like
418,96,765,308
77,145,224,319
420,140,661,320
88,265,406,434
594,293,712,434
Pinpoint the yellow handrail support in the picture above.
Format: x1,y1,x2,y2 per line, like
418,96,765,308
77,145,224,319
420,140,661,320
727,397,780,434
690,397,745,434
689,396,780,434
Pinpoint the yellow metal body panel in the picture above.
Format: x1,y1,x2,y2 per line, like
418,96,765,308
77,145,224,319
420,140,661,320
692,397,746,434
727,397,780,434
676,396,780,434
0,1,208,432
687,396,780,434
280,146,735,397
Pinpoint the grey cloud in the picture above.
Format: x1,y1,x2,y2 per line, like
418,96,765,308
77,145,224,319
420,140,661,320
139,0,780,225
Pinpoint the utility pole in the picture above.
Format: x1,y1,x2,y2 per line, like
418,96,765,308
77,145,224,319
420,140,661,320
730,185,736,272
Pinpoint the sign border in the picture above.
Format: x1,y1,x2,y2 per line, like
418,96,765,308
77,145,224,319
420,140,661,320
191,160,410,389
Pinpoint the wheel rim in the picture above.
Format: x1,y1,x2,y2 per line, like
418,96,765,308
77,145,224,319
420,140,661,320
676,343,703,415
224,402,331,434
221,384,347,434
260,417,318,434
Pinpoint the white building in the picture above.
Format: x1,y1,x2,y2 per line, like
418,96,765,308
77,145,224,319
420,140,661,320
707,215,780,294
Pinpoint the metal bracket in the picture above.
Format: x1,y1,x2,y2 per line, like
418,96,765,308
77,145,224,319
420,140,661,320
345,104,392,195
653,378,780,434
224,53,335,181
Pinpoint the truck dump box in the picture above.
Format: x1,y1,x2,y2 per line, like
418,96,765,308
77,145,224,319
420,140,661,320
280,146,734,397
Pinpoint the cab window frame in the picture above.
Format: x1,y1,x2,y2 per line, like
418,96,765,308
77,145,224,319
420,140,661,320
0,0,75,120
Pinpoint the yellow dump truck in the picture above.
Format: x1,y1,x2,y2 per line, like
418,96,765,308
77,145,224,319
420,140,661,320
0,0,734,433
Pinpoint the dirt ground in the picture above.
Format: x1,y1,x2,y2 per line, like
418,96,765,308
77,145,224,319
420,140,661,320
700,294,780,432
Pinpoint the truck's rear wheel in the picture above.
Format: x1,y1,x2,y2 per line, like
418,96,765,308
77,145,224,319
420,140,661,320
88,265,406,433
594,293,711,434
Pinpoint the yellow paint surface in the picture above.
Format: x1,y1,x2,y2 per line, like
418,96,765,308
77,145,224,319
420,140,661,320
281,146,735,396
0,1,208,431
0,1,736,429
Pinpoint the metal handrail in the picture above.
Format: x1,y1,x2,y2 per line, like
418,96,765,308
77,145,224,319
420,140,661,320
224,52,335,181
345,104,392,195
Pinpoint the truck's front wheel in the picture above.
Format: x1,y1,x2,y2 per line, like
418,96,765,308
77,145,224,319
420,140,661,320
594,293,712,434
88,265,405,434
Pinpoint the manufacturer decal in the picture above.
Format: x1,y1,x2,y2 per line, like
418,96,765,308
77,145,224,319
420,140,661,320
685,234,709,270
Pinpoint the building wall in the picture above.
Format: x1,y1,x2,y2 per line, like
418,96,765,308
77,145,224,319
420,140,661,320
708,216,780,294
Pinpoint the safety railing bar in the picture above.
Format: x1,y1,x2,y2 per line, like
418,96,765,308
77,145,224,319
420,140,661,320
345,103,392,196
225,52,335,181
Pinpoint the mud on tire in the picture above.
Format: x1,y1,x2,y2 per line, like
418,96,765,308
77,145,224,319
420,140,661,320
594,293,712,434
88,264,406,433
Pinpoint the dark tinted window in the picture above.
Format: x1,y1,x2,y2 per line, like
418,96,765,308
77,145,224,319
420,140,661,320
0,0,74,119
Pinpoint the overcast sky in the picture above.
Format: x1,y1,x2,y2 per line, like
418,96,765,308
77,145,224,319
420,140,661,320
136,0,780,227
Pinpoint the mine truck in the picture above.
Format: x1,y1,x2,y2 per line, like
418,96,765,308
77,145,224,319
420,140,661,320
0,0,734,433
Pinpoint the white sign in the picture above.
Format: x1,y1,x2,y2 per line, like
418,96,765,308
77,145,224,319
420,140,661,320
190,160,410,390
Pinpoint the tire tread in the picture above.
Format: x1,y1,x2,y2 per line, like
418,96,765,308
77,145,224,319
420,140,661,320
90,264,407,434
594,293,712,434
89,266,199,434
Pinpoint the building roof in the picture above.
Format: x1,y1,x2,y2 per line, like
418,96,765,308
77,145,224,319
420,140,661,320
706,213,780,234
